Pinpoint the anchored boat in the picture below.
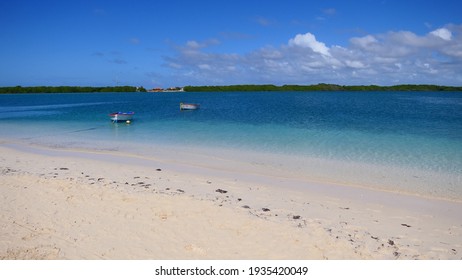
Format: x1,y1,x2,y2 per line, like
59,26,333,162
109,111,134,123
180,103,200,110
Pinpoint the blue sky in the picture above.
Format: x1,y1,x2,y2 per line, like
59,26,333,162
1,0,461,88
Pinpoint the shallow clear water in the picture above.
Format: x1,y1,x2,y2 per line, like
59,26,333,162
1,91,461,199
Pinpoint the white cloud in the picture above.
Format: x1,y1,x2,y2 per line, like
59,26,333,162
163,25,462,86
185,39,220,49
198,64,211,70
345,60,366,69
430,28,452,41
186,40,201,48
288,32,331,56
350,35,378,49
388,31,427,47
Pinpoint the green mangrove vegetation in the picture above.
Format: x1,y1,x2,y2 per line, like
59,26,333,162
0,86,146,94
1,83,461,94
183,83,462,92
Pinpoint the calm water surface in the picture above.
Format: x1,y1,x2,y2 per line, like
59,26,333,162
1,91,461,199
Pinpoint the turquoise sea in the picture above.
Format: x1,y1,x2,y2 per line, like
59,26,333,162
1,91,461,200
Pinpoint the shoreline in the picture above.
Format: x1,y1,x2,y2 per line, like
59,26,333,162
1,142,461,259
2,84,462,94
4,137,462,203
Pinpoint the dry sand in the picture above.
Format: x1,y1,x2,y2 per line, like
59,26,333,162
1,143,461,259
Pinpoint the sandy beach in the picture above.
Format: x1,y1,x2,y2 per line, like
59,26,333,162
1,142,461,260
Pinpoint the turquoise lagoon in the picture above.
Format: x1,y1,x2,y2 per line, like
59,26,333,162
1,91,461,200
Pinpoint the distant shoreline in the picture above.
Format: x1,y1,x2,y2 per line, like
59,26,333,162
1,83,461,94
184,83,462,92
0,85,146,94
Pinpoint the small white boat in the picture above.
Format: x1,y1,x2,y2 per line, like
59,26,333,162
109,111,134,122
180,102,200,110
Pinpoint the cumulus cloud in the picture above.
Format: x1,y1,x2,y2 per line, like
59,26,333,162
350,35,378,49
163,25,462,86
430,28,452,41
288,32,331,56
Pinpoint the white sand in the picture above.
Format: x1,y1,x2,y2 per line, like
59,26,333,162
1,143,461,259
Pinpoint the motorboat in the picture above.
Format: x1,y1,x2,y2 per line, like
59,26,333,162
180,103,200,110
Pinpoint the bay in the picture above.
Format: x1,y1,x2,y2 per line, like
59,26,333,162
1,91,461,200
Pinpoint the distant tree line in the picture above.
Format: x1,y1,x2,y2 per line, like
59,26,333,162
0,86,147,94
2,84,461,94
184,83,462,92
